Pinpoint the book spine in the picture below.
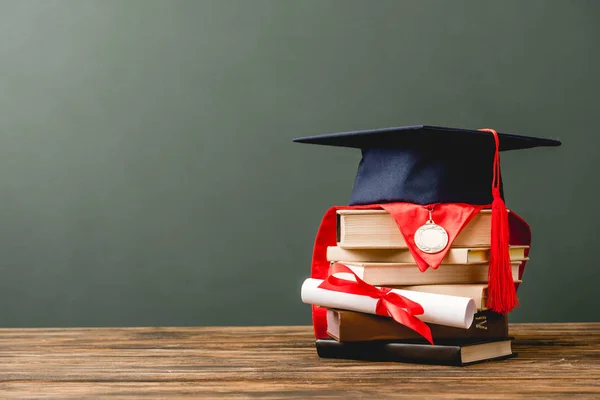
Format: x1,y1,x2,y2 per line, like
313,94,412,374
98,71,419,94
331,310,507,342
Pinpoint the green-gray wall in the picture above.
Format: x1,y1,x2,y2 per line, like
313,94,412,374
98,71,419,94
0,0,597,327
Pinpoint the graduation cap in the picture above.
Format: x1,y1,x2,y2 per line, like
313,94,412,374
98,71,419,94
293,125,561,206
294,125,561,316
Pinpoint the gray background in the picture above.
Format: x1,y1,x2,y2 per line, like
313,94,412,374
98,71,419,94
0,0,597,327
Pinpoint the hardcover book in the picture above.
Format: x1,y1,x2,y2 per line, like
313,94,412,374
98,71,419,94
341,261,521,286
316,337,515,366
326,309,507,342
327,245,528,264
337,209,497,248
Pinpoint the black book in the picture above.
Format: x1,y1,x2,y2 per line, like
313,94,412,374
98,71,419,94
316,337,515,366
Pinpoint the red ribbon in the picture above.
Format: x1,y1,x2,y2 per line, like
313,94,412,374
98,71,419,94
318,263,434,344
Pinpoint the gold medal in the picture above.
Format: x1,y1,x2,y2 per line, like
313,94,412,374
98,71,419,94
414,207,448,254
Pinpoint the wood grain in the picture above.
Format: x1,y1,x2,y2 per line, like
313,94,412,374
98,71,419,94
0,323,598,399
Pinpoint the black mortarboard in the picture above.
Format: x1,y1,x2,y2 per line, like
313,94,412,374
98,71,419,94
293,125,561,206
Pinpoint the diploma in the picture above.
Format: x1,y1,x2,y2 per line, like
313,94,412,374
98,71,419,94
301,278,476,329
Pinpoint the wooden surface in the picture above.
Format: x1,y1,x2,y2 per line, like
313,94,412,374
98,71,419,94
0,324,598,399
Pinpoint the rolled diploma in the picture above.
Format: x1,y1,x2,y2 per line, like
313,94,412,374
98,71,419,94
301,278,475,329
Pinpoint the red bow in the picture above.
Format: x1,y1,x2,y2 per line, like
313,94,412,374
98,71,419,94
318,263,434,344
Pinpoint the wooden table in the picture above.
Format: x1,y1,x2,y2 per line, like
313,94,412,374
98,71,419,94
0,323,598,399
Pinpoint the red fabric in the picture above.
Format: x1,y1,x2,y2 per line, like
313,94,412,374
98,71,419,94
380,203,484,271
318,263,433,344
508,212,531,283
309,204,532,339
310,205,377,339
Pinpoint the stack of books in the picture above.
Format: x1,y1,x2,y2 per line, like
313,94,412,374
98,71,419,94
316,209,528,366
295,125,559,366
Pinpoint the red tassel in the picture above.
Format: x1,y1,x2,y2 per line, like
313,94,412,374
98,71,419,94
479,129,518,314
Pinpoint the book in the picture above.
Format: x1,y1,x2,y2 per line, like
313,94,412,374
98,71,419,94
315,337,515,366
337,209,497,248
341,261,521,286
327,245,528,264
326,309,507,342
399,284,489,311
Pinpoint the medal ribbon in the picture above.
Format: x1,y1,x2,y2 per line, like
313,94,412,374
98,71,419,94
318,263,433,344
380,202,484,271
